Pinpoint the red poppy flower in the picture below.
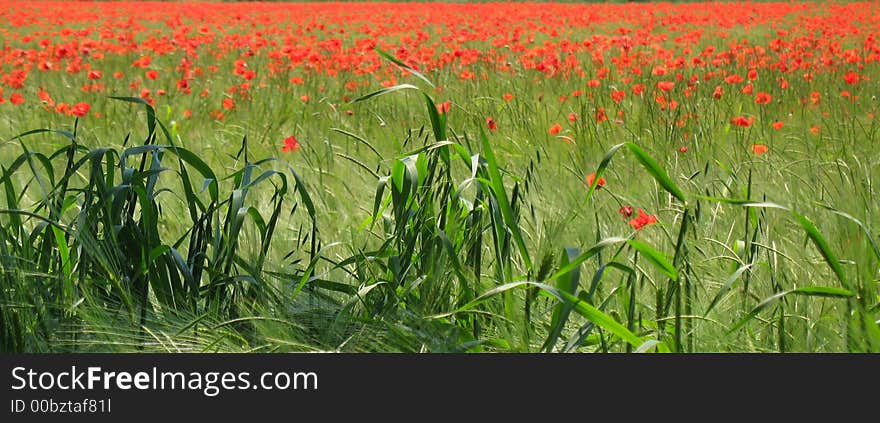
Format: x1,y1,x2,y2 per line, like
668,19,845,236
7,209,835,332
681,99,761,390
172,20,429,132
282,136,300,152
656,81,675,92
778,78,789,89
70,102,90,117
486,116,497,131
629,209,658,230
132,56,152,68
586,173,605,189
730,116,755,127
751,144,769,155
38,88,54,106
595,107,607,123
754,92,772,105
618,205,634,218
632,84,646,96
548,123,562,135
771,121,784,130
843,72,860,85
725,75,743,84
145,70,159,80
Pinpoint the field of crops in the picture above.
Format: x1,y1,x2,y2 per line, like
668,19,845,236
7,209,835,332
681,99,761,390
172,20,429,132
1,1,879,353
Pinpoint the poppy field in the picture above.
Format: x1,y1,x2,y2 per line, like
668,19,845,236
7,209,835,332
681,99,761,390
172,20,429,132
1,1,879,353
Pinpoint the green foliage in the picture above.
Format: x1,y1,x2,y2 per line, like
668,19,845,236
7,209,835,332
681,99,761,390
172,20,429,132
0,98,317,351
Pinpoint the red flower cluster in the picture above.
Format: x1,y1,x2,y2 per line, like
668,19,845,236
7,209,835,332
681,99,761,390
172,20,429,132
628,208,658,230
486,117,497,131
0,1,872,133
730,116,755,127
751,144,769,155
282,136,300,153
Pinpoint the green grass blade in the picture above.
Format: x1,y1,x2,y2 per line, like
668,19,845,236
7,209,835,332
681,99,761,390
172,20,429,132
704,264,753,317
728,287,854,334
624,142,687,204
548,237,629,282
540,287,644,348
432,280,645,349
627,239,678,281
543,247,581,351
351,84,420,103
480,129,532,271
586,143,626,202
791,212,848,288
422,93,447,143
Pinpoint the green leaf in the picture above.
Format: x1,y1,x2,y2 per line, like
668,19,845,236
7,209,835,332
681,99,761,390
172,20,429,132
705,264,753,317
586,143,626,203
817,204,880,262
791,212,848,288
422,93,447,143
351,84,419,103
287,166,317,223
480,129,532,271
373,176,389,219
391,160,406,193
790,286,854,298
167,146,219,202
6,128,77,144
51,226,72,282
627,239,678,281
540,287,644,348
624,142,687,204
543,247,582,351
549,237,629,281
